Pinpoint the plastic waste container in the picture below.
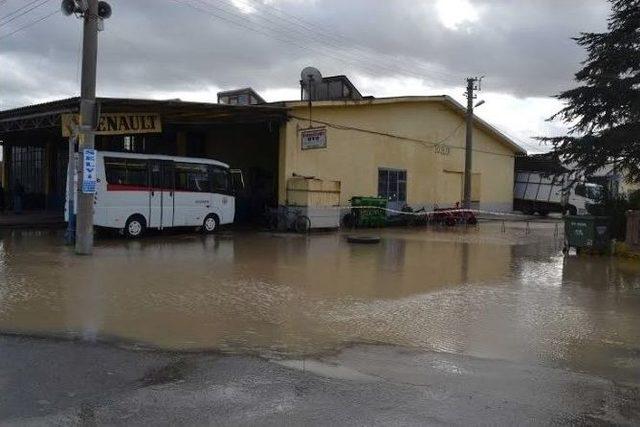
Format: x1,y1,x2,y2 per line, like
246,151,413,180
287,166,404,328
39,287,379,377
345,196,387,228
563,215,610,254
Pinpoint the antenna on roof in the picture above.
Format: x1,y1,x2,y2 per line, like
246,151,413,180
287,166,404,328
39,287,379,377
301,67,322,86
301,67,322,127
300,67,322,101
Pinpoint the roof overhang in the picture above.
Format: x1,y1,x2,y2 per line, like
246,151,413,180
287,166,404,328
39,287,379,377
0,97,288,135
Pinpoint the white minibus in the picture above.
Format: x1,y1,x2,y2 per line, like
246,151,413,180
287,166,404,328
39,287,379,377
66,151,241,238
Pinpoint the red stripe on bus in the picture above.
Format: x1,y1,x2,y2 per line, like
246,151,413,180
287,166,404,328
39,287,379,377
107,184,229,194
107,184,149,192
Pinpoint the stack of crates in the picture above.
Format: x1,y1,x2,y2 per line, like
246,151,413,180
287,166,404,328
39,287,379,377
350,196,387,227
286,177,341,229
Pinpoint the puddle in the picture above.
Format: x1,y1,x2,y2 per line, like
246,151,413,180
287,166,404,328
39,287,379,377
0,224,638,380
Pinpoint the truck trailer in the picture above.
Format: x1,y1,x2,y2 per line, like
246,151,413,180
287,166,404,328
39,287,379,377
513,155,602,216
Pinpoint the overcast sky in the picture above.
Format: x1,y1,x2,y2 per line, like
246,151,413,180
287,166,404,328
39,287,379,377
0,0,611,152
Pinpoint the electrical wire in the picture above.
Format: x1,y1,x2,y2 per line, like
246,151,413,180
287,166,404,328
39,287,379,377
173,0,465,87
1,0,43,20
237,0,558,95
0,0,52,27
288,113,518,158
218,0,465,83
174,0,423,83
0,8,58,40
235,0,468,82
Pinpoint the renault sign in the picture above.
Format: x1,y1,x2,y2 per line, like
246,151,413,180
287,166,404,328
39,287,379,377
62,113,162,137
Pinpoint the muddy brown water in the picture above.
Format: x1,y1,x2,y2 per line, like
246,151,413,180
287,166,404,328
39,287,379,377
0,223,638,381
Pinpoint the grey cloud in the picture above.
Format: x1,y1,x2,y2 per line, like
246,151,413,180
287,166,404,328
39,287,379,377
0,0,611,109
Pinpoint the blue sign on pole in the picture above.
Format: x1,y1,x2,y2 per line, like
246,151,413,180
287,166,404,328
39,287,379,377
82,149,97,194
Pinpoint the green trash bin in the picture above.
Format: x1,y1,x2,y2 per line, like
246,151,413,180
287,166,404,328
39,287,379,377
563,215,611,254
349,196,387,228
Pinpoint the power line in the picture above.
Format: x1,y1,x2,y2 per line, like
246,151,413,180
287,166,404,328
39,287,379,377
236,0,547,95
0,0,52,27
223,0,462,83
175,0,426,82
1,0,43,20
237,0,467,82
288,113,516,158
174,0,464,86
228,0,466,84
0,8,58,40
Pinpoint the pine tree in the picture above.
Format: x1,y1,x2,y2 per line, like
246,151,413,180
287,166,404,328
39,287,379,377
544,0,640,182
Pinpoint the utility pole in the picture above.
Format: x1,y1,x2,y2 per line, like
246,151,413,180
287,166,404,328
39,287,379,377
62,0,111,254
463,77,480,209
75,0,99,255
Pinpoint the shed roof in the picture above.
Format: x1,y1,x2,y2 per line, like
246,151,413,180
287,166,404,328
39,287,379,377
515,153,568,174
0,97,288,134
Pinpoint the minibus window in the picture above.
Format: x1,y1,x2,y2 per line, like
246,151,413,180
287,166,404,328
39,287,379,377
211,166,230,193
126,161,148,186
175,162,210,193
105,159,126,184
105,157,148,187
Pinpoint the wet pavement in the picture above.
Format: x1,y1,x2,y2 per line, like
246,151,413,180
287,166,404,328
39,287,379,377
1,337,638,426
0,221,639,424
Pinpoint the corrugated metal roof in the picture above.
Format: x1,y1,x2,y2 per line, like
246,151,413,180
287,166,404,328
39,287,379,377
515,153,567,173
0,97,287,123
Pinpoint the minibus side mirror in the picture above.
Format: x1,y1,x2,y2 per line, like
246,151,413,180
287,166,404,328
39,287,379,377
229,169,245,194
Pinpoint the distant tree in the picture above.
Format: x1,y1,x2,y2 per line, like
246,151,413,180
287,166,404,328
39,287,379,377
542,0,640,182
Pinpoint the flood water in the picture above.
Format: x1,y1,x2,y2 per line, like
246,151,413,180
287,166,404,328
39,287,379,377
0,223,639,381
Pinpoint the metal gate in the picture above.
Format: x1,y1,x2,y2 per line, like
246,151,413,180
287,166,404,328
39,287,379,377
9,145,45,209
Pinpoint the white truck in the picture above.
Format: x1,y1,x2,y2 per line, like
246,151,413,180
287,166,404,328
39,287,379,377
514,171,602,216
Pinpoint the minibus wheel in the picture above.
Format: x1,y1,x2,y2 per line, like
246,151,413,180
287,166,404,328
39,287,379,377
202,214,219,234
124,215,146,239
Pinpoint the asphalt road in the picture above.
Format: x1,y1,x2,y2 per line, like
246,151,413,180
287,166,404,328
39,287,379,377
1,335,638,426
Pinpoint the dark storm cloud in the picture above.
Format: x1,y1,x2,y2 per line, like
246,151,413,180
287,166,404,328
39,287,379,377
0,0,610,109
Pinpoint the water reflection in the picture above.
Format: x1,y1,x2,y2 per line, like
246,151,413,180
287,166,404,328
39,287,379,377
0,225,638,380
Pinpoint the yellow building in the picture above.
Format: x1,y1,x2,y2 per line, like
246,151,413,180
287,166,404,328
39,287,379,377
0,82,525,219
277,96,526,212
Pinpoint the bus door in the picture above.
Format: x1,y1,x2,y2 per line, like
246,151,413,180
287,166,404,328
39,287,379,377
149,160,175,229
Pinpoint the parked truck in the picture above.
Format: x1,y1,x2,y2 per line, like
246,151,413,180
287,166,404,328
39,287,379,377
514,155,603,216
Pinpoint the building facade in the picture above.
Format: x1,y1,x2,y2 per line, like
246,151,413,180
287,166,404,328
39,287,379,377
277,96,525,212
0,82,525,219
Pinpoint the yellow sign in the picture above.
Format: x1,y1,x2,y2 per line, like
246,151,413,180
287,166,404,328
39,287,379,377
61,113,162,137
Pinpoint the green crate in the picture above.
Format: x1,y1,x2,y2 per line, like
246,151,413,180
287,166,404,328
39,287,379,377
564,216,610,251
350,196,387,228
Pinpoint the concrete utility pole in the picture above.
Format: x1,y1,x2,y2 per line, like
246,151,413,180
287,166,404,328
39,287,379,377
463,77,479,209
75,0,99,255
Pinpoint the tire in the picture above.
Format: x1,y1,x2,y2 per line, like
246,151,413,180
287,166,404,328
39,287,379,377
294,215,311,234
124,215,146,239
346,235,380,244
567,206,577,216
202,214,219,234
